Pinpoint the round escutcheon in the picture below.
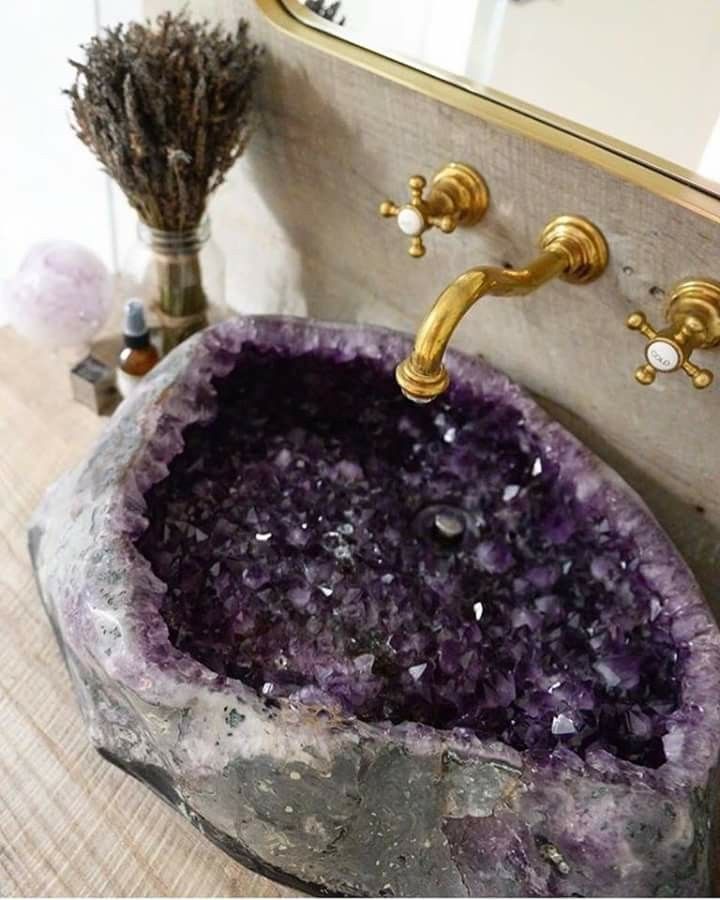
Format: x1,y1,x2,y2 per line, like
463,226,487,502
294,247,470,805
645,339,681,372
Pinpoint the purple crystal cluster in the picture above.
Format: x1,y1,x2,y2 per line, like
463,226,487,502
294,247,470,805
137,343,680,768
31,318,720,896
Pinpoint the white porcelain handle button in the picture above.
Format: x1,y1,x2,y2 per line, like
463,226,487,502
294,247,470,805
645,338,681,372
397,206,425,237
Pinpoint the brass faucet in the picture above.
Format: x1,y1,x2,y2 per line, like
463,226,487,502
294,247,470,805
395,215,608,402
626,278,720,389
380,162,489,258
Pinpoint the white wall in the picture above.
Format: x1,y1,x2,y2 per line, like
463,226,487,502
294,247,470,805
0,0,141,286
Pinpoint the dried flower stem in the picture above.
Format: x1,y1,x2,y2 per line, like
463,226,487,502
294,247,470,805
66,12,262,348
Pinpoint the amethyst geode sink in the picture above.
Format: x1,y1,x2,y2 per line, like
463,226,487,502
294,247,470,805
30,316,720,896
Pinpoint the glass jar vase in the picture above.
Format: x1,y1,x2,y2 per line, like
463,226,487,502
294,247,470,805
120,217,226,354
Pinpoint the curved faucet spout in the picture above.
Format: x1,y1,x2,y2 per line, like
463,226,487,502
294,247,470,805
395,215,608,403
396,252,566,402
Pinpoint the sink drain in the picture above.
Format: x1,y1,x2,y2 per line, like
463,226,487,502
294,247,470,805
412,503,475,548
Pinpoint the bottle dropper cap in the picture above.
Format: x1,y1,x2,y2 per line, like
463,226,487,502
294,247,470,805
123,299,150,348
123,299,148,335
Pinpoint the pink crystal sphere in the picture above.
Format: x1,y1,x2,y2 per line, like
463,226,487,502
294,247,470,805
4,241,112,347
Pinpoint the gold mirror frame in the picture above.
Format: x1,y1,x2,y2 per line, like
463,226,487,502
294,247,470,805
257,0,720,224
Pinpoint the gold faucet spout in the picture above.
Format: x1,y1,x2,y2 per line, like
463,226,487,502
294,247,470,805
395,215,608,402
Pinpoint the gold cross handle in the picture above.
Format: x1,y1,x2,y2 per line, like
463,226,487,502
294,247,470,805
626,278,720,390
379,162,489,258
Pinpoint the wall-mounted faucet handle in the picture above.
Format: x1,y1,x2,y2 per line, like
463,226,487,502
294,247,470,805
626,278,720,390
626,312,713,388
379,162,489,258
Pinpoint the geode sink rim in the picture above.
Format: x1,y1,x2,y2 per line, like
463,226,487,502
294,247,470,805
34,315,720,797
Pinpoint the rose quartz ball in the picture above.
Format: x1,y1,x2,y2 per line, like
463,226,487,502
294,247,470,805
3,241,113,347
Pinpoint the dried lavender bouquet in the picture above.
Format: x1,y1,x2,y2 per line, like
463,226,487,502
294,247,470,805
67,13,261,351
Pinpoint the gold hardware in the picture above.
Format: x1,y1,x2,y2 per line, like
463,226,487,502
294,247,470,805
626,278,720,389
379,162,489,258
395,214,608,402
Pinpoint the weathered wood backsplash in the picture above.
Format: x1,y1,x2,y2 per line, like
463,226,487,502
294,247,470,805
149,0,720,613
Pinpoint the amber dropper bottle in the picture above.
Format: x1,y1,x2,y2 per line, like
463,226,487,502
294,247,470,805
116,299,159,399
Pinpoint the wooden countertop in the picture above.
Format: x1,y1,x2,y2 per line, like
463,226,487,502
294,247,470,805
0,326,291,897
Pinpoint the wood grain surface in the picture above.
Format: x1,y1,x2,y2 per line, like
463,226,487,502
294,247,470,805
0,326,292,898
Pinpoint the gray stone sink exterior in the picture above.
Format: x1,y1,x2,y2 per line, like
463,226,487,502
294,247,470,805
29,317,720,896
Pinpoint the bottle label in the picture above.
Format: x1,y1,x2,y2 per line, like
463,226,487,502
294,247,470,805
116,369,145,400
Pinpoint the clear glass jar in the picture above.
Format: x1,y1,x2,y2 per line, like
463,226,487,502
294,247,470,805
120,217,226,354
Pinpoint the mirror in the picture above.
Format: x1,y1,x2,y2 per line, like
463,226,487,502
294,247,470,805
285,0,720,200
